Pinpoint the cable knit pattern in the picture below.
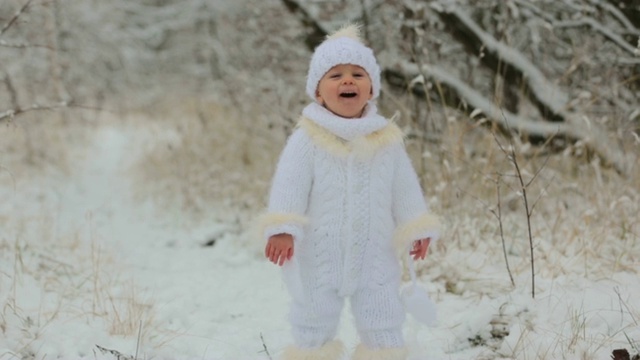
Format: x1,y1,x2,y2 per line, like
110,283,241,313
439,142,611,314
263,129,314,242
391,145,442,252
263,101,440,350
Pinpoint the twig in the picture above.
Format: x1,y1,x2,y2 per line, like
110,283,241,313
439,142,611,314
0,39,53,49
280,0,328,50
3,73,18,108
0,103,63,122
554,18,637,55
95,345,135,360
493,109,546,299
0,0,35,37
135,320,142,359
259,333,273,360
587,0,640,33
0,164,17,193
623,331,640,354
510,135,536,299
614,286,638,326
0,102,106,123
490,174,516,287
525,133,557,214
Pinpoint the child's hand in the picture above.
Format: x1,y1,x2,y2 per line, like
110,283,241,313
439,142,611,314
410,238,431,260
265,233,294,266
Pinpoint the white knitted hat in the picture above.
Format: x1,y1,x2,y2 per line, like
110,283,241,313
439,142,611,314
306,24,381,101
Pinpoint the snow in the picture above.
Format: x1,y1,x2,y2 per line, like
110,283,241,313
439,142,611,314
1,116,638,360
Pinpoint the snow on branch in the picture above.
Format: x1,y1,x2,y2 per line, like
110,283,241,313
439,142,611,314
391,60,629,176
280,0,329,50
0,103,61,122
0,102,101,123
394,60,571,138
512,0,555,23
588,0,640,34
431,5,629,174
433,4,569,120
554,18,638,55
0,39,52,49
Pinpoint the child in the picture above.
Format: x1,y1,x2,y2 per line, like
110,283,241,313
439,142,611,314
259,24,441,360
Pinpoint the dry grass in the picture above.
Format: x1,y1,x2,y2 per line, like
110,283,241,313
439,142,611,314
422,117,639,283
407,116,639,358
0,210,155,357
0,110,100,186
0,109,158,348
129,96,287,228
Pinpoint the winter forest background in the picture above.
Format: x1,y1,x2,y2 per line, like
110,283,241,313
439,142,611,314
1,0,639,359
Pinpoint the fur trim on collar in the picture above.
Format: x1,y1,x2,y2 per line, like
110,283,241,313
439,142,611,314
298,116,404,159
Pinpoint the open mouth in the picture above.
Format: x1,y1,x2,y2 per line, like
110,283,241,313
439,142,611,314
340,92,358,98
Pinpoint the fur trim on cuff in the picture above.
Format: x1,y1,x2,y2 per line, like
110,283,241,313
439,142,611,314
256,212,308,242
352,344,408,360
282,340,345,360
393,213,441,253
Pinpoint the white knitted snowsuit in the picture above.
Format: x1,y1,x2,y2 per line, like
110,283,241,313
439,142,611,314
261,102,440,350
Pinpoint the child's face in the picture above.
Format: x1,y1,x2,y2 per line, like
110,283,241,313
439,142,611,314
315,64,373,119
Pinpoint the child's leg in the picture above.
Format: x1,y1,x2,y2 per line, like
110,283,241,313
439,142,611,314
289,286,344,348
350,284,405,349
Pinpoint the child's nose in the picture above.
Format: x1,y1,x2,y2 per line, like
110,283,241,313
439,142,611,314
342,76,355,84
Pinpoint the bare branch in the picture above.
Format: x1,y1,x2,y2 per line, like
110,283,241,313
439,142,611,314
555,18,637,55
512,0,555,23
0,0,35,37
614,57,640,65
0,102,104,123
524,132,557,189
589,0,640,34
432,4,568,118
95,345,135,360
0,39,53,49
491,171,516,287
280,0,329,51
394,61,570,136
529,175,554,214
3,74,18,108
260,333,273,360
391,43,628,175
499,115,538,299
431,4,632,176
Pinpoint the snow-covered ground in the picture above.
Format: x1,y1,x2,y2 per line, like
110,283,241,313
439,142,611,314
1,117,638,360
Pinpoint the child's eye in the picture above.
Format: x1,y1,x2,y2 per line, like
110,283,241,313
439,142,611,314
354,73,364,78
330,74,341,79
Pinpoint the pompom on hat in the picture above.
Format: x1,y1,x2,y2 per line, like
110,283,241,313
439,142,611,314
306,24,381,101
